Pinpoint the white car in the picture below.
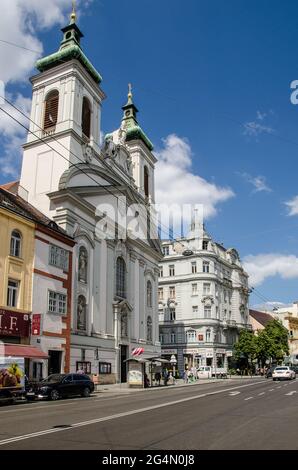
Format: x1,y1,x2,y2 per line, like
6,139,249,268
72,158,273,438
272,366,296,381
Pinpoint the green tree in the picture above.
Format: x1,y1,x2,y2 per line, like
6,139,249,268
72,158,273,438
255,329,272,367
263,319,289,363
233,329,256,371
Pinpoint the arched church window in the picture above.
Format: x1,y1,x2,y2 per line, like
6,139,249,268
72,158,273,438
44,90,59,129
77,295,87,331
78,246,88,283
147,316,153,342
147,280,152,307
116,257,126,298
144,166,149,197
82,97,91,139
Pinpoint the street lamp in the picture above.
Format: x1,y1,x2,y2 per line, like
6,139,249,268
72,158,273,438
170,354,177,379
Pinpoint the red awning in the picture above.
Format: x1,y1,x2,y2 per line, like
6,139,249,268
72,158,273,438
3,344,48,359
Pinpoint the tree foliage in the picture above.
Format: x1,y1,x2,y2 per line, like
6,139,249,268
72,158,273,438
234,319,289,368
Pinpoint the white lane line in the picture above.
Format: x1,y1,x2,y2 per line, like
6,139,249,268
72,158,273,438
277,386,282,389
229,391,240,396
258,392,265,396
285,391,297,396
244,397,253,400
269,389,274,392
0,380,267,446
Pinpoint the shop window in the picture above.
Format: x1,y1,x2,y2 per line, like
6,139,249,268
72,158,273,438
76,361,91,374
99,362,111,374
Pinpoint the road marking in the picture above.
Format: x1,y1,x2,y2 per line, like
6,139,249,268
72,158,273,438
285,391,297,396
244,397,253,400
269,389,274,392
0,380,267,446
229,391,240,396
258,392,265,396
277,386,282,389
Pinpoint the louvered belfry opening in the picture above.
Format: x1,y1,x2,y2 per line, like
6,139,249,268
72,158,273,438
44,90,59,130
82,97,91,139
144,166,149,197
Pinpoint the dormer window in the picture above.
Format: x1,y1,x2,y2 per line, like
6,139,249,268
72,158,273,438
82,97,91,139
44,90,59,130
202,240,209,250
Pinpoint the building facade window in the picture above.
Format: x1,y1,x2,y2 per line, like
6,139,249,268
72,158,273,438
49,244,69,270
82,96,91,138
202,240,209,250
77,295,87,331
216,306,219,319
206,329,211,342
186,330,196,343
44,90,59,129
169,265,175,276
78,246,88,283
169,308,176,321
10,230,22,258
159,266,163,277
192,283,198,295
192,306,198,315
147,280,152,307
159,333,164,344
158,288,163,301
204,306,211,319
203,283,211,295
191,261,197,274
98,362,111,374
162,246,169,256
170,332,176,344
7,280,19,307
144,166,149,197
147,316,152,342
203,261,210,273
48,291,67,314
116,257,126,298
169,286,175,299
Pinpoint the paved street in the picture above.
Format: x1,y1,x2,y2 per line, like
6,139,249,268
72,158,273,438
0,377,297,450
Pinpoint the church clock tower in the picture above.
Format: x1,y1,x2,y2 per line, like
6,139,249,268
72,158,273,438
20,6,105,215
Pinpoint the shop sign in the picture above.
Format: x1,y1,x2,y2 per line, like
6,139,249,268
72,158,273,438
197,334,204,341
31,314,42,336
183,348,199,355
226,350,233,357
205,349,214,358
216,348,226,354
161,349,177,355
0,309,30,338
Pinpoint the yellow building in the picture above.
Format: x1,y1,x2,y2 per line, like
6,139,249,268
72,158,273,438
0,185,35,346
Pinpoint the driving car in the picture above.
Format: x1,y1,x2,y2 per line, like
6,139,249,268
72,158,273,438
26,373,94,401
272,366,296,381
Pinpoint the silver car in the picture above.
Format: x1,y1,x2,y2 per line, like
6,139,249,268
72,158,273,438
272,366,296,381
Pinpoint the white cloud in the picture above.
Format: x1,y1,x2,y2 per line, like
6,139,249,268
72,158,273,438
243,110,274,138
239,172,272,193
155,134,234,227
0,94,32,177
243,253,298,286
251,301,291,312
0,1,93,177
285,196,298,216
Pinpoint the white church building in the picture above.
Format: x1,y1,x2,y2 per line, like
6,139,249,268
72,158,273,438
19,10,162,383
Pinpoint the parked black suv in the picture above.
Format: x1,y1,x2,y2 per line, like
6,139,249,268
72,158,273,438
26,373,94,401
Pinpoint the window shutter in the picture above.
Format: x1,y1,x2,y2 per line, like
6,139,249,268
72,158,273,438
44,91,59,130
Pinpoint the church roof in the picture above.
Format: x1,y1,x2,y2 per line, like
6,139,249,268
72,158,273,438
36,45,102,84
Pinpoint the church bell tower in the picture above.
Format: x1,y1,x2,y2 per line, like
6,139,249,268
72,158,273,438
20,4,105,215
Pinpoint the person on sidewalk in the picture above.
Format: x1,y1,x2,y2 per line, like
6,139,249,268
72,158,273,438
155,371,161,386
183,369,189,384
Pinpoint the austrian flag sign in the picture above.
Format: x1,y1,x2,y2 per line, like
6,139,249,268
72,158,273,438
131,347,144,356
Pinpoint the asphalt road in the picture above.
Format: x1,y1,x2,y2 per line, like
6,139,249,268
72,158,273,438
0,377,297,450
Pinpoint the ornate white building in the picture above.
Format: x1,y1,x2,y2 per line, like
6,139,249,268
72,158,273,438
158,218,251,375
19,11,161,383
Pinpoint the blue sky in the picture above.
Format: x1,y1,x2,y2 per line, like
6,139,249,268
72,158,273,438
1,0,298,307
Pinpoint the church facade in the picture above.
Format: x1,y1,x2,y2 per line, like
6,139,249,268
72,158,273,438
19,11,161,383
